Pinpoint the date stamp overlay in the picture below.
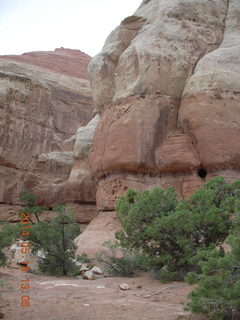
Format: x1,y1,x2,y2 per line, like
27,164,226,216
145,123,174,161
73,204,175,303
19,212,31,307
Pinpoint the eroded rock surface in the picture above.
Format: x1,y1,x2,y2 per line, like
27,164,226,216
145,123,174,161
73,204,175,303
75,211,120,256
0,49,95,220
179,0,240,171
89,0,240,212
64,115,100,223
1,48,91,79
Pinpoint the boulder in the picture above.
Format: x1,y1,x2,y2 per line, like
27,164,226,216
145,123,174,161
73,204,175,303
119,284,130,291
79,264,90,273
82,270,95,280
81,267,104,280
13,240,31,265
75,212,121,257
91,266,103,275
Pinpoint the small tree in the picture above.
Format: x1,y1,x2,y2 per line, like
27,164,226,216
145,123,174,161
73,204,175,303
19,189,46,223
115,177,238,281
186,224,240,320
28,206,80,276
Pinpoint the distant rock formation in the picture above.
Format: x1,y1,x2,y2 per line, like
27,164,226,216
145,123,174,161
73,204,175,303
1,48,91,79
0,48,95,222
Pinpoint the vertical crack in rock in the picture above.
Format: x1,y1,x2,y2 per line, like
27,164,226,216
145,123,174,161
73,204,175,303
223,0,230,28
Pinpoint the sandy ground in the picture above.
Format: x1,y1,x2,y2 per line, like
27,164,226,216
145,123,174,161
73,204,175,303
0,267,204,320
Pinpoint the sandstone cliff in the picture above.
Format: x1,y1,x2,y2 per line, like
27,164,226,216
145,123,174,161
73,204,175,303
63,115,99,224
88,0,240,210
0,48,95,222
75,0,240,254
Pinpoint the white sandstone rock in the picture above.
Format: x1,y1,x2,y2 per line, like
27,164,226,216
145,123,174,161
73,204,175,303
119,283,130,290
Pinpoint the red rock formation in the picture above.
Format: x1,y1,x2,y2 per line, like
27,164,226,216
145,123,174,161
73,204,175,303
75,0,240,254
63,115,100,224
88,0,240,209
0,49,95,222
0,48,91,79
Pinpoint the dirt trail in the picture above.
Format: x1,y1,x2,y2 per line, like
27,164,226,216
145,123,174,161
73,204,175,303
0,267,203,320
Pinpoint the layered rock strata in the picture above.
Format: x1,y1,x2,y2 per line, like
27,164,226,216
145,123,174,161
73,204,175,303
63,115,99,224
0,49,95,222
1,48,91,79
76,0,240,254
88,0,240,211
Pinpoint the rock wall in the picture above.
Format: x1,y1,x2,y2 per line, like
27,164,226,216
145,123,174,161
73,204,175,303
0,48,95,222
75,0,240,255
88,0,240,211
63,115,99,224
1,1,240,255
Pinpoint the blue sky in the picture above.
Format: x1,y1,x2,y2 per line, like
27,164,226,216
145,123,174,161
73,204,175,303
0,0,141,56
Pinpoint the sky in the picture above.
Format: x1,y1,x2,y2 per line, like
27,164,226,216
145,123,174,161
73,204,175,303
0,0,142,57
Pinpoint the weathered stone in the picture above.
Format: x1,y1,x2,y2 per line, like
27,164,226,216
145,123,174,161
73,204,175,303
2,0,240,259
74,115,100,159
95,173,203,212
0,205,22,222
63,160,95,203
69,203,97,224
0,204,58,224
91,266,103,275
119,284,130,291
178,0,240,172
0,49,94,217
13,240,31,265
89,0,228,110
82,270,95,280
75,212,121,257
88,0,240,213
63,116,99,223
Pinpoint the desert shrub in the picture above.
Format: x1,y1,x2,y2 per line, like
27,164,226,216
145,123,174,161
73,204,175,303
77,241,147,277
186,222,240,320
116,177,239,281
28,206,80,276
96,241,147,277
